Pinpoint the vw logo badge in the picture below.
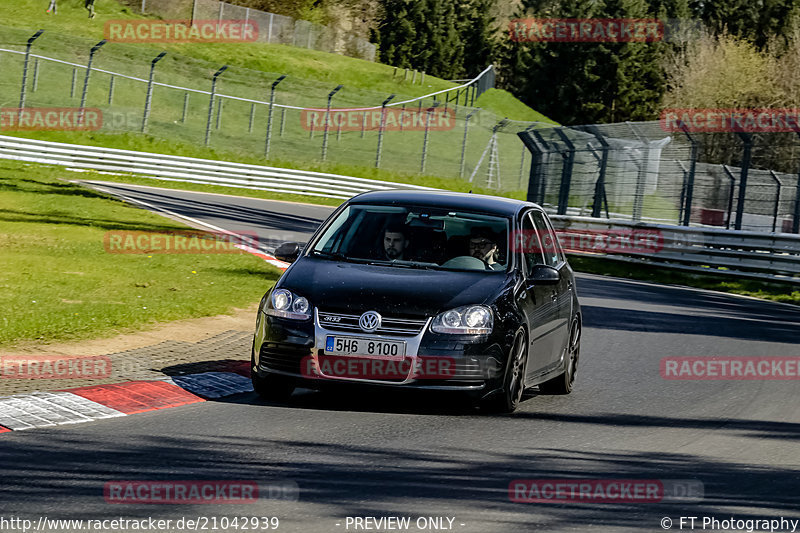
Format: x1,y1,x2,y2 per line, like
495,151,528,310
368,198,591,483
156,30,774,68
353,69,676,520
359,311,382,333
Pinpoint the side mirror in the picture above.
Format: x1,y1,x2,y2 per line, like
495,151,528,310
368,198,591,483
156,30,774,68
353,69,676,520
274,242,303,263
528,264,560,284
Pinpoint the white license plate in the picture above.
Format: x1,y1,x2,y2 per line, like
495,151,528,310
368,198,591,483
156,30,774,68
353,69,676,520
324,336,406,357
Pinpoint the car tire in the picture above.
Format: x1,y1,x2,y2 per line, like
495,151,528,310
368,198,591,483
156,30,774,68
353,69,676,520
482,329,528,413
251,352,296,402
539,315,581,395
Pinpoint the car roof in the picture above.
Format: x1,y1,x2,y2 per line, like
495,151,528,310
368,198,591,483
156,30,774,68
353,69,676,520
348,190,539,217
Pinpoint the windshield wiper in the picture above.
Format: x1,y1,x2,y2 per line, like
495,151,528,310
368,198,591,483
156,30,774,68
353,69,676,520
367,260,440,270
312,250,352,262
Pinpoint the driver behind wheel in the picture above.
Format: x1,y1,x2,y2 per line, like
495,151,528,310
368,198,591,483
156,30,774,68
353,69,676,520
469,227,504,270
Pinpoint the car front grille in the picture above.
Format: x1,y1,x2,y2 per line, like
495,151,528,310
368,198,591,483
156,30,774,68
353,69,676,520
258,343,310,375
317,311,427,337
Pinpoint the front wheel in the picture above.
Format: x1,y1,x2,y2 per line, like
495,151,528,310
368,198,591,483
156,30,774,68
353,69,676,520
539,315,581,395
482,329,528,413
251,352,295,402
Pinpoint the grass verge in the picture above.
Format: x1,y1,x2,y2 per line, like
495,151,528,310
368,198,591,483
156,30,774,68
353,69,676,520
0,159,281,348
570,255,800,306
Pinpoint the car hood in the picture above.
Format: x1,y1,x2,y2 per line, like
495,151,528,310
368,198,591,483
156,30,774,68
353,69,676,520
279,257,511,317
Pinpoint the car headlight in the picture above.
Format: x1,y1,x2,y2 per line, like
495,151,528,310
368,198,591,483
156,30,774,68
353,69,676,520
431,305,493,334
264,288,312,320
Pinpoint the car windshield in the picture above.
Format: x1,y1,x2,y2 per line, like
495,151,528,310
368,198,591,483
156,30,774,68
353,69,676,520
309,204,510,272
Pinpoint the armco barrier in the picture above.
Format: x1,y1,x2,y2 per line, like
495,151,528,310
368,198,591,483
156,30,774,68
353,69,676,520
550,215,800,283
0,135,435,200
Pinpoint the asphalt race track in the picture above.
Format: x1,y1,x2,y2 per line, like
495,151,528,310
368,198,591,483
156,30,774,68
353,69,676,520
2,181,799,533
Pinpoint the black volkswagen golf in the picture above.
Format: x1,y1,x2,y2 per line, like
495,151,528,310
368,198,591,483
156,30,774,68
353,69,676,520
252,190,581,412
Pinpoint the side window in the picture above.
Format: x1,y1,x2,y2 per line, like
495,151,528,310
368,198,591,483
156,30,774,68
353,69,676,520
530,210,561,267
519,213,545,275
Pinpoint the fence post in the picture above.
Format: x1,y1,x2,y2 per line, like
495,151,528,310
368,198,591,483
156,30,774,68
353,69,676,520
768,170,782,233
517,129,548,204
554,128,575,215
181,92,189,123
459,109,478,178
79,39,107,123
420,102,440,174
375,94,395,168
18,30,44,116
268,13,274,43
321,84,343,161
680,126,699,226
360,111,367,138
141,0,146,13
70,68,77,99
794,132,800,234
248,104,256,133
108,75,115,105
721,165,737,230
584,125,610,218
280,107,286,136
142,51,166,133
32,59,40,92
733,132,753,230
204,65,227,146
215,97,223,129
265,74,286,159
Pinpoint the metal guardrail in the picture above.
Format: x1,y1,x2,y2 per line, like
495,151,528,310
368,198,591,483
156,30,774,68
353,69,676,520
0,135,435,199
550,215,800,284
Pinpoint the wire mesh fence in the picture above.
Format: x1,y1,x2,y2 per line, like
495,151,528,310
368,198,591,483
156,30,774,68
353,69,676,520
118,0,377,61
0,24,512,195
519,122,800,233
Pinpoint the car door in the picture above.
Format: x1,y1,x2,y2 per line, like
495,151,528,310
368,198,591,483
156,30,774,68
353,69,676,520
530,209,572,368
514,211,561,378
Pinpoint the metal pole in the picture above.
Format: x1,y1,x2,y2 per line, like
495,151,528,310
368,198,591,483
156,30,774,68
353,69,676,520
584,125,610,218
360,111,367,138
280,107,286,136
375,94,395,168
79,39,107,124
459,109,478,178
517,129,548,205
681,126,699,226
676,160,689,224
181,92,189,123
265,74,286,159
191,0,198,24
108,75,115,105
554,128,576,215
70,68,77,99
32,59,40,92
215,97,223,130
420,102,440,174
142,51,166,133
734,132,753,230
268,13,273,43
205,65,227,146
18,30,44,117
794,132,800,233
722,165,736,229
321,84,343,161
768,170,782,233
248,104,255,133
